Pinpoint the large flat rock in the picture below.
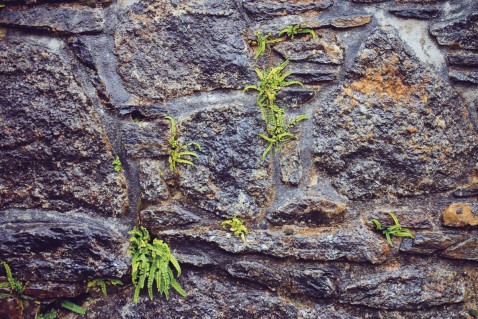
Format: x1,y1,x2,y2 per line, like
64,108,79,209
313,27,477,200
0,36,128,215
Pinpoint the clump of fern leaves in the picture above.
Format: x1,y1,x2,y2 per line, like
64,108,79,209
251,31,283,60
370,213,414,247
36,309,58,319
279,24,317,39
112,155,122,172
221,216,248,242
164,115,201,173
128,226,186,303
0,261,34,313
60,300,86,315
86,278,123,296
244,60,308,160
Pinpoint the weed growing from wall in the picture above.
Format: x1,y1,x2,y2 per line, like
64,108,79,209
370,213,414,246
221,216,248,242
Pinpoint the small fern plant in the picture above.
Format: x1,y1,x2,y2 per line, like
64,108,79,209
370,213,414,247
112,155,122,172
251,31,282,60
469,309,478,319
86,278,123,296
221,216,248,242
279,24,316,39
0,261,34,313
244,60,308,160
36,309,58,319
60,300,86,315
129,226,186,303
164,115,201,173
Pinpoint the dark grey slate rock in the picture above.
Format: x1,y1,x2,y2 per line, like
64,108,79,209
0,37,128,215
273,32,343,64
276,87,316,108
267,196,347,226
400,231,466,255
339,266,466,310
157,226,388,264
114,0,254,102
137,159,169,203
288,62,339,84
389,7,440,19
449,69,478,84
366,209,432,229
430,13,478,50
177,100,273,218
279,141,303,186
448,53,478,66
0,209,128,282
313,27,477,200
84,269,299,319
442,236,478,261
140,204,201,231
243,0,334,20
0,5,105,34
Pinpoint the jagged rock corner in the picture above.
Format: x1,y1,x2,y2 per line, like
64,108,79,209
0,0,478,318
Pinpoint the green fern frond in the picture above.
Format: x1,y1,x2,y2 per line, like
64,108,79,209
112,155,122,172
221,217,248,242
164,115,201,173
469,309,478,319
86,278,122,296
370,213,414,247
128,226,186,303
253,31,282,60
36,309,58,319
279,24,316,39
60,300,86,315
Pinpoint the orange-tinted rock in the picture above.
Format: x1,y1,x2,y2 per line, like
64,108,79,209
442,202,478,227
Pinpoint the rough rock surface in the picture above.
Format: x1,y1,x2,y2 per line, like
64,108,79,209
1,0,478,318
0,209,128,282
0,5,105,34
114,0,254,103
313,28,477,200
0,37,128,215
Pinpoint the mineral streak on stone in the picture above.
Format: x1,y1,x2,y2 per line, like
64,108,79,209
0,37,128,215
0,209,129,282
243,0,334,20
267,196,347,226
0,5,105,34
313,27,477,200
452,187,478,198
442,202,478,227
430,13,478,50
339,266,466,310
114,0,254,103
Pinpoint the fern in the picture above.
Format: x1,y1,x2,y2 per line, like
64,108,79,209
279,24,317,39
251,31,282,60
469,309,478,319
370,213,414,247
60,300,86,315
244,60,308,160
112,155,122,172
0,261,33,312
221,216,248,242
128,226,186,303
86,278,122,296
0,4,5,8
36,309,58,319
164,115,201,173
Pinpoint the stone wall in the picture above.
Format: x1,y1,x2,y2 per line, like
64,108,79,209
0,0,477,318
